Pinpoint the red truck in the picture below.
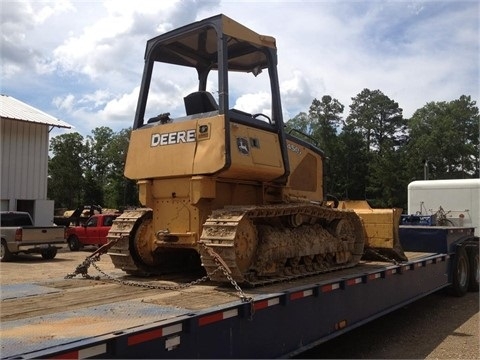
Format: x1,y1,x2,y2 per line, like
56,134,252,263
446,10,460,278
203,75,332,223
66,214,118,251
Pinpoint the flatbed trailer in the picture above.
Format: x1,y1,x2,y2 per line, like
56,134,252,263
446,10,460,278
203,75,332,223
1,227,478,359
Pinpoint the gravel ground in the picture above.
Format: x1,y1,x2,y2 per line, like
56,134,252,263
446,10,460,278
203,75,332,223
1,248,479,359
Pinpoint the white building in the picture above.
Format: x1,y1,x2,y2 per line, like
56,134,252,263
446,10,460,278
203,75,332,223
1,94,71,225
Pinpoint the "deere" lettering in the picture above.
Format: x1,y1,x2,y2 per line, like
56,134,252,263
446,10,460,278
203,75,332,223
151,129,196,147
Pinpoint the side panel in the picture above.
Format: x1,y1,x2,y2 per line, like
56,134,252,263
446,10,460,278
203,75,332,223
400,226,475,253
74,227,88,242
221,122,285,181
284,139,324,202
87,226,100,244
125,115,226,180
127,256,449,358
126,116,286,183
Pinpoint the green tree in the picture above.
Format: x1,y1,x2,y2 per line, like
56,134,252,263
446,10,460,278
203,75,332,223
347,89,407,206
83,127,115,206
367,147,409,208
48,127,139,211
285,112,310,138
407,95,479,180
103,128,138,208
48,133,86,208
286,96,344,148
308,96,345,197
286,96,346,197
308,96,344,150
334,120,369,200
348,89,406,153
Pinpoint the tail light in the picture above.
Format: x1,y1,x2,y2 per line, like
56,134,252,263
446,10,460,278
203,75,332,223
15,228,22,241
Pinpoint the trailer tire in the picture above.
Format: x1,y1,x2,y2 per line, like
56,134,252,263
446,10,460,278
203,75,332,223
1,239,13,262
449,246,470,297
467,248,479,292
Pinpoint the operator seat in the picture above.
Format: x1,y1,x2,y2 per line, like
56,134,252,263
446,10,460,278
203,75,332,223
184,91,219,115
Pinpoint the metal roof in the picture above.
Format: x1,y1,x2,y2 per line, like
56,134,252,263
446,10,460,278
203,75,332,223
0,94,71,129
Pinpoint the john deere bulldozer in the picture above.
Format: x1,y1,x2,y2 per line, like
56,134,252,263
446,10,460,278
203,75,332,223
107,14,406,285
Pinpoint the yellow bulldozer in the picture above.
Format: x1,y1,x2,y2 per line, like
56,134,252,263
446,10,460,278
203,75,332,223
106,14,406,285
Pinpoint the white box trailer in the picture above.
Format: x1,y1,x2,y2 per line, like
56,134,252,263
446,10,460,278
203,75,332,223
408,179,480,235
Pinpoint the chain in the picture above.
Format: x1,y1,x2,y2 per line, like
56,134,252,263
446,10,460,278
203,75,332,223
198,242,255,319
198,242,253,303
364,248,400,265
66,254,218,290
65,254,101,280
65,243,254,312
92,259,218,290
65,234,124,280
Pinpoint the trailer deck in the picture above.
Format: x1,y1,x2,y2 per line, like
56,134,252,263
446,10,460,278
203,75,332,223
1,251,451,359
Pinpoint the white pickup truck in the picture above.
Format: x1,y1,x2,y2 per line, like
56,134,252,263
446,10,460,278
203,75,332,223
0,211,67,261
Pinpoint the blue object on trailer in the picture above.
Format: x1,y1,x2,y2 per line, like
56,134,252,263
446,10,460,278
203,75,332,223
400,214,436,226
399,226,475,254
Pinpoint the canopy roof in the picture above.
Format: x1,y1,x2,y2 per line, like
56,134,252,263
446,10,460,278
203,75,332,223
146,14,277,73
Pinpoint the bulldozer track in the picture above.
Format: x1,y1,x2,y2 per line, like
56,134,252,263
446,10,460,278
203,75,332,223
105,205,366,287
200,204,365,286
106,208,152,275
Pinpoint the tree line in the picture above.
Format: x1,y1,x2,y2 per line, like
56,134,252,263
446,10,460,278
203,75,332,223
287,90,479,208
48,127,138,210
48,89,479,211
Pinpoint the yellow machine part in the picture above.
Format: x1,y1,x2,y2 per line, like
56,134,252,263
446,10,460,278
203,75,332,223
338,200,407,261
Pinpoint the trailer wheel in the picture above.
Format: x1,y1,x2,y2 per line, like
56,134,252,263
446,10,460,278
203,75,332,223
467,247,479,292
1,239,13,262
41,248,57,260
449,246,470,297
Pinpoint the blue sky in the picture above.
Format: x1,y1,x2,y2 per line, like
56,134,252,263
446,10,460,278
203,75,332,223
1,0,478,138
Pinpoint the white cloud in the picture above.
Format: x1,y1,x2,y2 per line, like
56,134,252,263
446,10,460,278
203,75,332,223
80,90,113,109
51,12,135,78
1,62,21,78
34,0,75,24
280,70,318,119
99,87,139,122
1,0,478,138
103,0,179,17
53,94,76,112
47,0,218,80
1,1,76,78
234,92,271,116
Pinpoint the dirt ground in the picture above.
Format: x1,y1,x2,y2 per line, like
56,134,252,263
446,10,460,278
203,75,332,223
0,246,122,285
297,291,479,359
1,248,479,359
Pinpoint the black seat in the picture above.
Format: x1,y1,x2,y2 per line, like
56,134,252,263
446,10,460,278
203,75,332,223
184,91,218,115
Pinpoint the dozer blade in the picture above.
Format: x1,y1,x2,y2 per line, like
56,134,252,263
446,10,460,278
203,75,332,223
338,201,407,262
